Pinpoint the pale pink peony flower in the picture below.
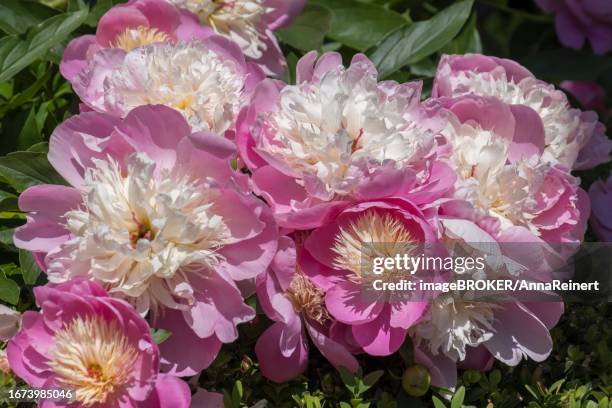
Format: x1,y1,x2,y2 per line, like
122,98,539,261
68,35,263,134
437,95,590,244
413,300,563,388
255,235,359,382
561,80,606,112
0,304,20,341
535,0,612,54
14,105,278,375
237,51,452,229
433,53,612,170
60,0,206,82
166,0,305,75
589,176,612,241
7,278,191,407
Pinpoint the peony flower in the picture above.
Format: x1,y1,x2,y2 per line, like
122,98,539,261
14,105,278,375
433,53,612,170
413,298,565,389
7,278,191,407
560,80,606,112
0,304,20,341
60,0,206,82
437,95,590,244
166,0,305,75
299,198,442,356
69,36,262,134
255,235,359,382
238,51,451,229
589,176,612,241
535,0,612,54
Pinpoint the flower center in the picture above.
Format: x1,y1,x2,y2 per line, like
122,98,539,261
48,315,138,406
286,268,330,324
105,41,243,133
412,294,497,361
112,26,172,51
332,211,417,283
48,152,230,314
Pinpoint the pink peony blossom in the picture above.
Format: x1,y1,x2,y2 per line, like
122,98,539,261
413,301,563,389
433,53,612,170
0,304,20,341
437,94,590,244
535,0,612,54
589,176,612,241
561,80,607,112
7,278,191,407
14,105,278,375
299,198,443,356
237,51,452,229
67,34,262,134
166,0,305,75
255,235,359,382
60,0,206,82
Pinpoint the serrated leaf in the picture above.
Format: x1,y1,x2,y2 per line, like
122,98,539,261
0,0,57,35
19,250,42,285
276,4,332,51
310,0,406,51
0,9,88,82
367,0,474,78
0,151,66,192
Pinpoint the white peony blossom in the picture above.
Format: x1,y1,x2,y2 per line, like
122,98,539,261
442,66,589,169
169,0,269,59
104,41,244,133
46,152,231,314
257,62,435,198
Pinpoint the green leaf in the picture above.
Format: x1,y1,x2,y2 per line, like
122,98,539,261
0,191,18,212
232,380,243,406
367,0,474,78
276,4,332,52
441,13,482,55
451,386,465,408
362,370,384,390
17,105,45,150
0,151,66,192
310,0,406,51
432,396,447,408
0,273,19,305
519,49,612,81
19,250,42,285
150,328,172,344
0,9,89,83
0,0,57,35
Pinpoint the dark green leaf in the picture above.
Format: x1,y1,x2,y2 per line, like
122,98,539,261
519,49,612,81
0,151,66,192
0,0,57,35
0,190,18,212
17,105,45,150
0,9,89,82
367,0,474,78
441,13,482,55
310,0,406,51
276,4,332,52
19,250,42,285
0,273,19,305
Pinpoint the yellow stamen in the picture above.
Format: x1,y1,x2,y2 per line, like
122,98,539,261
49,315,139,406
